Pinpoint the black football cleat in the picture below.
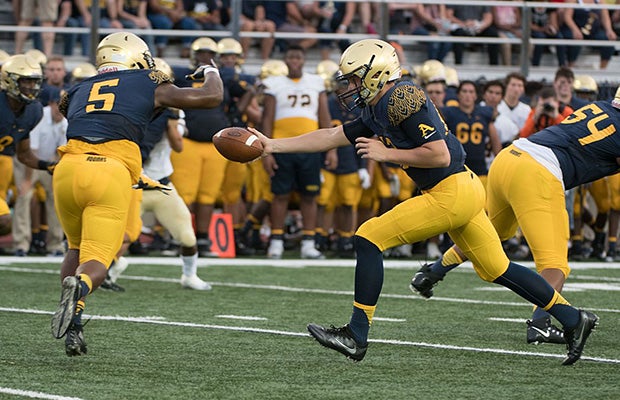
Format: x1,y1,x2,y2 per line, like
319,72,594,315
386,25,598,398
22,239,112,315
410,263,443,299
307,323,367,362
51,276,82,339
65,322,87,357
526,317,566,345
562,310,599,366
100,277,126,292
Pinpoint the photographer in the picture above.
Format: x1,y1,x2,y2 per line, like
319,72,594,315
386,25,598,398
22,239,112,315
519,87,573,138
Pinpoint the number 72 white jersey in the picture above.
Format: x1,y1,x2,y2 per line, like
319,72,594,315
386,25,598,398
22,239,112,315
263,73,325,139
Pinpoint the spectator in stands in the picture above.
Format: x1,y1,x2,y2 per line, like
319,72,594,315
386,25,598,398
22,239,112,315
312,1,356,60
185,0,226,31
553,66,588,110
530,3,566,66
560,0,617,69
264,0,317,51
447,3,500,65
520,87,574,138
147,0,196,58
58,0,123,57
239,1,276,60
357,2,378,34
497,72,531,131
480,79,519,148
492,0,522,66
13,0,57,56
389,3,452,62
118,0,155,51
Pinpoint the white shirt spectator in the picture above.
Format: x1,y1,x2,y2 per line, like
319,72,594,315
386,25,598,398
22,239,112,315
497,99,531,131
30,105,67,161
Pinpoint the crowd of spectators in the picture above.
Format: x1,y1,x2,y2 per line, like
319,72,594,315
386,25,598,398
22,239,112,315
6,0,619,67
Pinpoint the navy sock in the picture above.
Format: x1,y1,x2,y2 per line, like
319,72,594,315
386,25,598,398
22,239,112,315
532,307,551,321
349,307,369,346
347,235,384,345
493,262,579,328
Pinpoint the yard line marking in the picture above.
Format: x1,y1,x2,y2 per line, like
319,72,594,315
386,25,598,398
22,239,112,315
1,306,618,365
2,265,619,314
2,256,620,270
373,317,407,322
489,317,527,323
216,315,268,321
0,387,82,400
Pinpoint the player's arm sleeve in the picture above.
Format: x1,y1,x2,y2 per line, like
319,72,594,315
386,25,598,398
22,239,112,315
342,118,374,145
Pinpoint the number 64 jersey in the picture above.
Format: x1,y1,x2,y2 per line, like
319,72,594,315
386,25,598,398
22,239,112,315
523,101,620,189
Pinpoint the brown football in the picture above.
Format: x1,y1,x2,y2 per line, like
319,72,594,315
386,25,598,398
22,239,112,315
213,127,263,163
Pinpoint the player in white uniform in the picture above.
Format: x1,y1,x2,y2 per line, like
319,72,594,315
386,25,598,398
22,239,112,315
260,45,331,259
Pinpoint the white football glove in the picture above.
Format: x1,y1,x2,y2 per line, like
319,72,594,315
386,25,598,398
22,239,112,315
358,168,371,190
389,174,400,197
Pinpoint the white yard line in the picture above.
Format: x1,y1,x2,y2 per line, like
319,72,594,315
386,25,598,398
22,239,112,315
2,256,620,270
1,265,619,313
0,387,82,400
1,306,618,365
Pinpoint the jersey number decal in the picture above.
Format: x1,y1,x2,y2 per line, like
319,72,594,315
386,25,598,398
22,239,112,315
561,103,616,145
85,79,120,113
287,94,311,107
0,135,14,152
454,122,484,145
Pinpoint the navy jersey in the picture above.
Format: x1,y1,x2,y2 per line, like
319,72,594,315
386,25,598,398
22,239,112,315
0,91,43,156
62,69,171,144
325,93,363,175
527,101,620,189
220,66,256,127
441,104,494,176
343,81,466,190
173,66,229,142
140,108,175,163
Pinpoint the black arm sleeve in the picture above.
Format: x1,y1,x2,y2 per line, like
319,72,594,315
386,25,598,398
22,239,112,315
342,118,374,145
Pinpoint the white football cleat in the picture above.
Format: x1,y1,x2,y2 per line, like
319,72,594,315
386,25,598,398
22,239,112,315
267,239,284,259
180,274,212,291
301,239,325,259
426,242,442,260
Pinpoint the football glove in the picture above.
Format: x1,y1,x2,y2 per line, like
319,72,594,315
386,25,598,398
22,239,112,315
132,174,172,194
358,168,371,190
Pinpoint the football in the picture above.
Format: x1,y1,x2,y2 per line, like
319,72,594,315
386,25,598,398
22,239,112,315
213,127,263,163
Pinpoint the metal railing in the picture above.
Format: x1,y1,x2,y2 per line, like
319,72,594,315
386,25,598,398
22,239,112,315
1,0,619,77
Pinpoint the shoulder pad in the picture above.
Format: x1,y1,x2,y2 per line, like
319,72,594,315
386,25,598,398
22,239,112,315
149,70,173,85
388,84,426,126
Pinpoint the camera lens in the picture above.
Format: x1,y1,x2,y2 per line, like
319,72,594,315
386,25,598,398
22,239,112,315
543,103,554,112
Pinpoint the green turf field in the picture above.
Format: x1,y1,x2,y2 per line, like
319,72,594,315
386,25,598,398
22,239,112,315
1,257,618,399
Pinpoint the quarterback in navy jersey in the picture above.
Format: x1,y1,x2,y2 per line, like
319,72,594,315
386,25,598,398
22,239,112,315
251,39,598,365
0,54,56,236
51,32,222,357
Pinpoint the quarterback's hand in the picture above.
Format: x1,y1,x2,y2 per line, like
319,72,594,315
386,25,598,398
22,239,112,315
358,168,371,190
355,137,390,162
247,127,274,157
132,174,172,194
